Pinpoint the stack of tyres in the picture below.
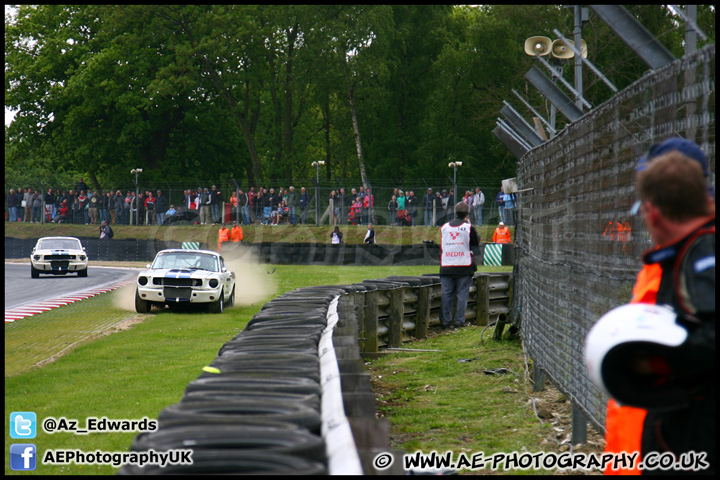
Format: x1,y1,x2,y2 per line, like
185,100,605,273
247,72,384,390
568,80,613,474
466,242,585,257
120,288,343,475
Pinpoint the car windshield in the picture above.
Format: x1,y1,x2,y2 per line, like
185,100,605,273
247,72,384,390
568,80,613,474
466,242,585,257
152,252,219,272
37,239,82,250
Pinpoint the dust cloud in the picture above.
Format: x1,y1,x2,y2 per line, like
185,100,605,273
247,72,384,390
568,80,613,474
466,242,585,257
112,283,139,311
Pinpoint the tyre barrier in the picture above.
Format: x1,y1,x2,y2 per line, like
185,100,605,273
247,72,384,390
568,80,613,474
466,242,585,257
122,273,511,474
6,237,515,265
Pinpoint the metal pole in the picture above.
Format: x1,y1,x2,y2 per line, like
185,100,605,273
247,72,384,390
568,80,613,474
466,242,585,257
135,173,139,226
685,5,697,55
315,163,320,227
574,5,583,111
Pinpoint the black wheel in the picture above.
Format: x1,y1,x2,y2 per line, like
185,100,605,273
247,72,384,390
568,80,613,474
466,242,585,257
135,289,150,313
228,286,235,307
77,268,88,277
31,265,40,278
209,289,224,314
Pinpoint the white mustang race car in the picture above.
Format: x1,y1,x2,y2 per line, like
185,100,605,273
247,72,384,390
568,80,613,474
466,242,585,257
135,249,236,314
30,236,88,278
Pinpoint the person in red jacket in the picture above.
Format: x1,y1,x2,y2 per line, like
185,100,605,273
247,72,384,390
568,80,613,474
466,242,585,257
492,222,511,243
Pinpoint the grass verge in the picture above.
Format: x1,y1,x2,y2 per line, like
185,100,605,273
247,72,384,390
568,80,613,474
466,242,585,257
5,264,441,475
5,222,512,245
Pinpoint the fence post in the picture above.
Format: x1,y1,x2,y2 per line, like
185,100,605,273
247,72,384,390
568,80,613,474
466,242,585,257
387,287,404,348
414,285,431,339
571,403,588,445
363,290,379,353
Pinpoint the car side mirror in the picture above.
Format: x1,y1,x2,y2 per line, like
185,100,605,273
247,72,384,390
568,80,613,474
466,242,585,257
146,264,151,269
222,267,228,273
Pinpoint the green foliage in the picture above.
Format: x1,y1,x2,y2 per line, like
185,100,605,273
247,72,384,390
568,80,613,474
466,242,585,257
6,5,713,192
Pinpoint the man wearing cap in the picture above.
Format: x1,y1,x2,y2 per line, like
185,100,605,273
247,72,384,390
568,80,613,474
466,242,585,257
423,188,434,226
99,220,113,239
493,222,511,244
598,138,715,475
439,202,480,329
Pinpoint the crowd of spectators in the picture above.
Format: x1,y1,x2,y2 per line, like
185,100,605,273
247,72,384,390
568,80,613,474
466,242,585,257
6,178,515,228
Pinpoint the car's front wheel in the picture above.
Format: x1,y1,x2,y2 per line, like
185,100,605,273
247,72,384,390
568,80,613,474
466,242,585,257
209,289,224,314
135,289,151,313
31,265,40,278
78,267,88,277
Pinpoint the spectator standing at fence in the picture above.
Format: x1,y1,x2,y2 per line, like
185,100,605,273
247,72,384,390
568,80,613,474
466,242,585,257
98,190,107,223
285,186,297,225
88,190,100,225
496,187,506,225
407,191,419,226
329,190,338,225
493,222,511,243
238,189,250,225
593,140,715,476
337,188,347,225
145,191,156,225
364,223,376,243
365,188,374,225
199,188,211,225
396,190,406,226
502,188,516,226
439,202,479,329
155,190,168,226
123,192,131,225
473,187,485,226
7,189,20,222
388,195,398,225
31,189,43,223
210,185,223,224
44,188,56,222
23,187,33,223
423,188,434,226
330,226,343,244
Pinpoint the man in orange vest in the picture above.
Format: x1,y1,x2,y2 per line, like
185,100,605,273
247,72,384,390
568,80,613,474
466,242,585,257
492,222,511,244
593,139,715,475
217,223,231,252
231,221,243,243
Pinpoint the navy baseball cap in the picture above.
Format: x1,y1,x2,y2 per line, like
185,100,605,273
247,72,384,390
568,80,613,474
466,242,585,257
636,138,710,178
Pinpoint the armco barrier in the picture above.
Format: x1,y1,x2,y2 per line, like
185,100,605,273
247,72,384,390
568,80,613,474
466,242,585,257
6,238,515,266
122,272,511,474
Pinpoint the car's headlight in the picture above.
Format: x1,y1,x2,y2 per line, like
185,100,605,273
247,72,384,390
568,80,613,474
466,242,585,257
33,255,40,261
79,255,86,261
209,278,219,288
138,276,149,286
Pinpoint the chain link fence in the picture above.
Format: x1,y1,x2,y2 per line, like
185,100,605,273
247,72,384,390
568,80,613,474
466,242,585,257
514,44,715,431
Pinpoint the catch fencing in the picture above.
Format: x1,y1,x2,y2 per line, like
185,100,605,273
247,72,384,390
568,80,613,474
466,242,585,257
515,44,715,431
